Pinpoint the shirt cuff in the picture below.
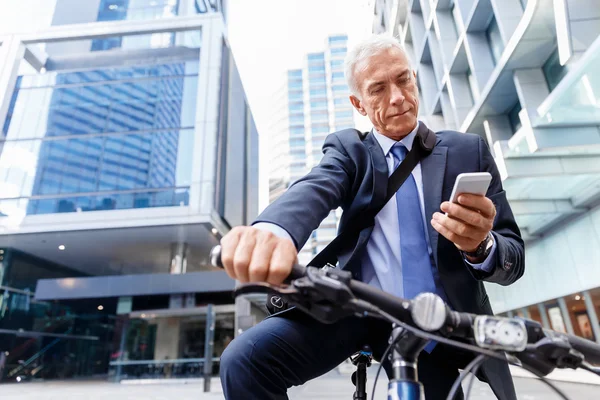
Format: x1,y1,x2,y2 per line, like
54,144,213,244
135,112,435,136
464,235,497,273
252,222,294,243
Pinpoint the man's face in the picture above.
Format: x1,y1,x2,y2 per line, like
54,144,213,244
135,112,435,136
350,48,419,141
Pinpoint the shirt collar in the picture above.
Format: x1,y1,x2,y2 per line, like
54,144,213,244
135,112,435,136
371,121,420,157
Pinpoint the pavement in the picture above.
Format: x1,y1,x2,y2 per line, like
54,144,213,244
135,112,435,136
1,366,599,399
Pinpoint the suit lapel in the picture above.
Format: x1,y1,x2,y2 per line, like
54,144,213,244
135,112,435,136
364,131,389,210
420,132,447,267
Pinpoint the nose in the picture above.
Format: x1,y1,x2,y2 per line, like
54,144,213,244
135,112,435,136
390,85,405,107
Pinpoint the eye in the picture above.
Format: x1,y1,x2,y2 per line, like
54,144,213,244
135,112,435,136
371,87,383,95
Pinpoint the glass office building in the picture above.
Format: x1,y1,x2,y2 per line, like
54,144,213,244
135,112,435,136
0,0,259,383
373,0,600,343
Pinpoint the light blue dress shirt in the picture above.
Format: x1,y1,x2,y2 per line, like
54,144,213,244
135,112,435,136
255,121,496,298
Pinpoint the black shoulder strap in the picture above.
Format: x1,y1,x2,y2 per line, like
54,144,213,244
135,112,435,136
308,126,436,268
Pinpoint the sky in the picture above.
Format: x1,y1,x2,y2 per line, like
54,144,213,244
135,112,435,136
227,0,374,210
0,0,376,212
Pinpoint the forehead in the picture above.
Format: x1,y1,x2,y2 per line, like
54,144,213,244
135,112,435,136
357,48,411,82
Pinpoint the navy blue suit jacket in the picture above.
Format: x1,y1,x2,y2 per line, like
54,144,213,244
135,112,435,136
255,122,523,400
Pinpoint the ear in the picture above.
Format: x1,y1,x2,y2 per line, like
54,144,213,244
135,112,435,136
350,95,367,116
412,70,417,79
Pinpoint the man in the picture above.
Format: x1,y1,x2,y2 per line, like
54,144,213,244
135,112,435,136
219,34,524,400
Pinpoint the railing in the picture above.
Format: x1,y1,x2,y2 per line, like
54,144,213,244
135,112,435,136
109,357,221,381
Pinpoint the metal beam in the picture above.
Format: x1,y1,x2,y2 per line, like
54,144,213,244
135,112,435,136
20,14,218,44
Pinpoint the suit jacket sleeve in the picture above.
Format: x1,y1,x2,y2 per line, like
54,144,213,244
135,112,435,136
468,137,525,286
253,134,355,250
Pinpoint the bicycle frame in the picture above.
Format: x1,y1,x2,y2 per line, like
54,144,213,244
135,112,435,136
386,325,427,400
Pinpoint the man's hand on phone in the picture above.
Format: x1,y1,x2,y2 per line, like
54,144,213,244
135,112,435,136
219,226,297,285
430,193,496,253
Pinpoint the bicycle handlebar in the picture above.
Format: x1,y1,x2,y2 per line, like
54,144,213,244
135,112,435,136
209,245,600,367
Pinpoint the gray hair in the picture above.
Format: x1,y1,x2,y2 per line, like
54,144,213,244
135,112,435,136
344,34,410,97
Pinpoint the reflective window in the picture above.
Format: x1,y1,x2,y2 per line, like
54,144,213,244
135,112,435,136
288,103,304,112
289,126,305,135
331,71,345,80
308,53,325,61
308,65,325,73
332,84,349,93
288,69,303,78
334,98,348,106
328,35,348,43
330,48,347,55
508,101,522,134
543,48,569,93
310,88,327,97
330,59,344,68
0,62,198,215
312,126,329,134
289,114,305,123
310,101,328,109
486,16,504,65
335,110,353,119
289,138,305,147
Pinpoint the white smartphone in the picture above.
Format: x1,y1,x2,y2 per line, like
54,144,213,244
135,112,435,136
448,172,492,205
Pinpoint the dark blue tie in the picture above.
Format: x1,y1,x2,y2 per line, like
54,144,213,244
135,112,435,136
391,143,438,353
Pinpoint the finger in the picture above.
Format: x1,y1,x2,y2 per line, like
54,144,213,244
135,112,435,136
440,202,493,232
457,194,496,218
431,216,480,251
233,231,257,283
433,212,488,243
247,232,276,282
267,239,297,285
219,227,243,279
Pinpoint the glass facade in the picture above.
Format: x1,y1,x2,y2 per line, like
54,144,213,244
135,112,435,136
508,101,522,134
0,62,198,216
486,16,504,65
543,47,569,93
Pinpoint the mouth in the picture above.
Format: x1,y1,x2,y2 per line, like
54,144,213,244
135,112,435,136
388,110,409,118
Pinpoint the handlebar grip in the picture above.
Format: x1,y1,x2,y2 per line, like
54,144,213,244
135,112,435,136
210,245,306,283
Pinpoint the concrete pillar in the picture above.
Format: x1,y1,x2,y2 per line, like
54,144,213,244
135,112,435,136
537,303,551,329
521,307,531,319
558,297,575,335
490,0,524,45
0,36,25,140
448,74,474,127
440,91,457,130
465,33,496,95
507,310,514,318
483,115,513,154
154,318,181,360
513,69,551,125
565,0,600,63
435,11,459,66
169,243,188,274
583,290,600,343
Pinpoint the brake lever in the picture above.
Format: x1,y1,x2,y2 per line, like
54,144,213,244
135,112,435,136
516,336,585,376
232,267,364,324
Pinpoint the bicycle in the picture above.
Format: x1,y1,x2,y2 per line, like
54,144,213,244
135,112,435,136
210,246,600,400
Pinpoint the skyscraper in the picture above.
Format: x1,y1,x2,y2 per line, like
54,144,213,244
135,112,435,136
373,0,600,342
0,0,259,383
267,34,358,265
